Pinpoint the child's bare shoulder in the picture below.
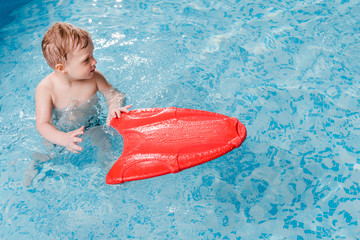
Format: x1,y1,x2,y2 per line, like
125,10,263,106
36,73,55,95
92,70,110,89
93,70,106,80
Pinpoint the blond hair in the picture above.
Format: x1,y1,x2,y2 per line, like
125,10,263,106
42,22,91,69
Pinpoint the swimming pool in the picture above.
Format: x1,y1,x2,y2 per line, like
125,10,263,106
1,0,359,238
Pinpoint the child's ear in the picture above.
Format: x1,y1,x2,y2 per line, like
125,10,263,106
55,63,66,73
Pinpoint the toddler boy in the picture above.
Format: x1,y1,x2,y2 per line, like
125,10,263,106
36,22,131,153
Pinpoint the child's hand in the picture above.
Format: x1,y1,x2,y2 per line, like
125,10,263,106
63,126,85,153
107,105,132,125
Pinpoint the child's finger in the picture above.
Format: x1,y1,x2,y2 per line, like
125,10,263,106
73,137,82,143
122,105,132,112
111,109,122,118
67,146,80,153
79,125,85,132
72,126,85,137
67,148,77,153
116,109,122,117
77,125,85,131
71,143,83,152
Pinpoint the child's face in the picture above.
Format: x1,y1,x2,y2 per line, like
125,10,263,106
65,40,97,80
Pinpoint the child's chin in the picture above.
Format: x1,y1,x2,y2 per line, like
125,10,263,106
84,72,94,79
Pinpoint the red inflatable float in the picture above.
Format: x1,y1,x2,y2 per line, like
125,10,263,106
106,107,247,184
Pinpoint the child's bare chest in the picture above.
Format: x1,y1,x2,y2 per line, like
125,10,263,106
52,80,98,109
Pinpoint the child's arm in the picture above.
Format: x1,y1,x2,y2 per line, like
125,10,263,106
35,83,84,153
95,71,131,125
100,88,131,125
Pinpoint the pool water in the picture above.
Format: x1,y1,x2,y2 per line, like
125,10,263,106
1,0,359,239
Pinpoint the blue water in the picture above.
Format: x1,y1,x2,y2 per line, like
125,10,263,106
1,0,359,239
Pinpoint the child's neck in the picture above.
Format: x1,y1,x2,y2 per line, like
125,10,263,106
53,70,78,86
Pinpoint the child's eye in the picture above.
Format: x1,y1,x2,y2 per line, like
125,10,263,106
84,58,89,63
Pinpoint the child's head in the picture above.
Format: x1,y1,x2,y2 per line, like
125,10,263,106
42,22,92,69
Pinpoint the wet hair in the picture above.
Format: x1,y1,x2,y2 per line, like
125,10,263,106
41,22,91,69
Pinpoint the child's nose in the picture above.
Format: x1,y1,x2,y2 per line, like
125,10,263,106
91,56,97,65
